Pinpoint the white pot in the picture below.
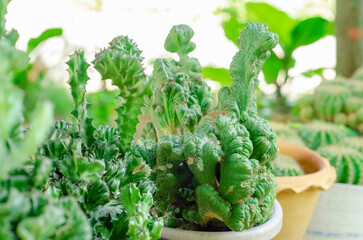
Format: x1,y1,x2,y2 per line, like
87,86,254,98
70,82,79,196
160,200,283,240
304,183,363,240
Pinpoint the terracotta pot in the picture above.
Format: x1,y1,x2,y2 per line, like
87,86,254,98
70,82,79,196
160,200,283,240
273,140,336,240
304,183,363,240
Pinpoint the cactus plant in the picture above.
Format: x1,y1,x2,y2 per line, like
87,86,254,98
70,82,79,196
272,155,304,177
40,50,162,239
296,121,348,150
343,136,363,154
313,80,350,121
93,36,151,153
270,122,305,146
318,145,363,184
0,35,92,239
141,23,279,231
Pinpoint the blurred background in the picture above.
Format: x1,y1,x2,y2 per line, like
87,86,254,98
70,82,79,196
4,0,362,126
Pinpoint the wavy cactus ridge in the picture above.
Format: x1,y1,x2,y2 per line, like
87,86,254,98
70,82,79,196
219,23,279,117
149,25,212,138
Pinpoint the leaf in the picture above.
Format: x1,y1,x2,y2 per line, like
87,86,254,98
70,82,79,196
301,67,325,78
262,52,283,84
202,66,231,86
27,28,63,54
290,17,334,50
221,16,244,46
245,2,296,49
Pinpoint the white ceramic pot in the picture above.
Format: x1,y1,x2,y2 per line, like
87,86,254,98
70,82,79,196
304,183,363,240
160,200,283,240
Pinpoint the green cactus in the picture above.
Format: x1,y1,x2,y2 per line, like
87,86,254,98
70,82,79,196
270,122,305,146
297,121,348,150
41,51,162,239
343,136,363,154
272,155,304,177
313,80,350,121
318,145,363,184
93,36,151,153
0,37,92,239
147,23,279,231
148,25,213,138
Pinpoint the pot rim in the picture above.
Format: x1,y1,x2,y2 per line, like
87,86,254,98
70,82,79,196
275,140,336,194
160,199,283,240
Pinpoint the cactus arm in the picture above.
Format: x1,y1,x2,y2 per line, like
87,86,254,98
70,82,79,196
93,36,149,152
66,51,96,147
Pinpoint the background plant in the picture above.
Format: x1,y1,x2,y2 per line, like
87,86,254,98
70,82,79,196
203,0,334,114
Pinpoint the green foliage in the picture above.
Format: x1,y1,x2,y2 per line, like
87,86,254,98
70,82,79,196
26,28,63,54
41,51,162,239
202,66,231,86
142,23,278,232
0,33,91,239
213,1,334,111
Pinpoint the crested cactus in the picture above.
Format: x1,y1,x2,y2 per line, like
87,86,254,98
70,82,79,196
296,121,349,150
272,155,304,177
144,23,279,231
148,25,213,138
40,51,162,239
318,145,363,184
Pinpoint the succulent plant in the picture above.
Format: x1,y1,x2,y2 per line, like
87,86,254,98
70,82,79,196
93,36,151,153
318,145,363,185
296,121,349,150
0,34,91,239
270,122,305,146
272,155,304,177
40,50,162,239
141,23,279,231
342,136,363,154
313,80,350,121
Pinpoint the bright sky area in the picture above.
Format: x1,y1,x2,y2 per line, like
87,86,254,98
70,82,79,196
5,0,336,100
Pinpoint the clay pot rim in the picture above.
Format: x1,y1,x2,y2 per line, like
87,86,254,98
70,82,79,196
160,200,283,240
275,140,337,194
